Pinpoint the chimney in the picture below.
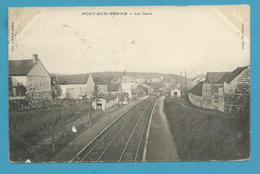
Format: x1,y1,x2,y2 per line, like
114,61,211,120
32,54,38,63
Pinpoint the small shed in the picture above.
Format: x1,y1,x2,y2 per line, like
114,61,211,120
92,95,119,111
92,98,106,111
170,89,181,98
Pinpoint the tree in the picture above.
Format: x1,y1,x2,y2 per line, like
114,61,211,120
17,83,27,96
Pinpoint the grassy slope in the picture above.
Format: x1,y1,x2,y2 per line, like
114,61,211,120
164,97,250,161
9,100,93,162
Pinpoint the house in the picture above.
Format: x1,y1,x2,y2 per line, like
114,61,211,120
202,72,228,110
120,76,134,99
92,94,119,111
188,66,250,113
9,54,52,101
121,81,132,99
53,73,111,100
139,84,153,94
53,74,95,99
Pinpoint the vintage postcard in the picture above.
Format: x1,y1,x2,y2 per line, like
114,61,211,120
8,5,250,163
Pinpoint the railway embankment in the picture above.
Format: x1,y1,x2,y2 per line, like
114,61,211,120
52,98,144,162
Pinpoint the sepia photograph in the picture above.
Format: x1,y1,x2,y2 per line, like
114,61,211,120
8,5,250,163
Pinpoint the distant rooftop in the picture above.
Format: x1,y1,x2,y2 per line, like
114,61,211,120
52,74,105,85
53,74,88,85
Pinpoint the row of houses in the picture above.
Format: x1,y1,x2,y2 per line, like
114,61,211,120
8,54,132,111
52,74,131,111
188,66,250,113
8,54,168,111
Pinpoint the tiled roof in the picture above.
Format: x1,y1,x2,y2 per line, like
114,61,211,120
189,81,204,96
205,72,229,83
52,74,106,85
54,74,89,85
9,59,35,76
219,66,248,83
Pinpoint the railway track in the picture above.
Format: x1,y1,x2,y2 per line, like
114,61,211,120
71,96,157,162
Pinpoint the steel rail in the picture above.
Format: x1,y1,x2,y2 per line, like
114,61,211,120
142,97,158,161
70,98,147,162
96,99,153,161
118,100,153,161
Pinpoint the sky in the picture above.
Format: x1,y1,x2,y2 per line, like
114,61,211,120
8,6,250,77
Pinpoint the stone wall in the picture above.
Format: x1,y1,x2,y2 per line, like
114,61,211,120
188,93,203,108
202,82,224,110
27,60,51,100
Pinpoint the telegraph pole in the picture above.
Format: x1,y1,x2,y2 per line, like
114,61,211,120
180,72,183,99
184,71,187,98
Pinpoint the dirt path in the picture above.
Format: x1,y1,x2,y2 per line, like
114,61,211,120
146,96,178,161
